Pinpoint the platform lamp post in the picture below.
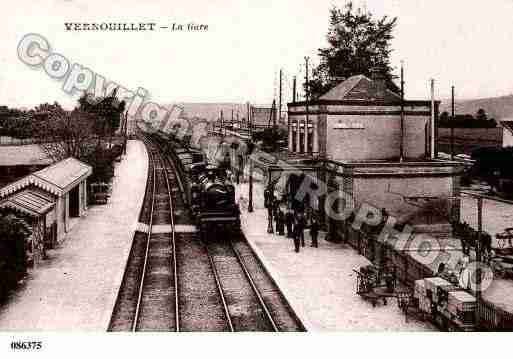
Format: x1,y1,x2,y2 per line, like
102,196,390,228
475,195,483,329
247,140,255,213
230,142,240,184
266,183,274,234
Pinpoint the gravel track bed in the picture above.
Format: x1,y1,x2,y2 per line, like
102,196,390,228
108,231,148,331
206,240,274,331
176,233,231,331
136,232,176,331
231,236,305,331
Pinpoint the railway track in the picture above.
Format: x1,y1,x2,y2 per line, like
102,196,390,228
204,233,305,332
109,133,305,332
109,137,179,332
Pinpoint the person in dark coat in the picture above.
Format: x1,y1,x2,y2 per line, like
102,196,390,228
276,209,285,236
483,233,492,256
285,210,294,238
295,212,306,247
293,221,301,253
310,216,319,248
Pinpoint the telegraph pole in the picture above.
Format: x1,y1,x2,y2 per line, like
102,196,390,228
430,79,436,159
451,86,455,160
293,76,297,103
278,68,282,125
248,155,254,213
476,197,483,290
273,99,277,129
220,110,224,136
247,102,254,213
304,56,310,154
400,61,405,162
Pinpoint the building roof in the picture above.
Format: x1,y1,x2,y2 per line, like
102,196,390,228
35,157,92,189
501,121,513,135
319,74,401,102
0,157,92,198
0,188,55,217
0,144,53,166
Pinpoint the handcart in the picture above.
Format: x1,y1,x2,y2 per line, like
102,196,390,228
353,264,397,307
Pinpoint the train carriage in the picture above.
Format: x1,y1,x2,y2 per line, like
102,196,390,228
152,129,241,240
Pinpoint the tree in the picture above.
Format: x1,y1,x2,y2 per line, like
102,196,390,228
476,108,487,122
77,89,126,141
251,127,288,152
471,146,513,191
0,211,31,297
309,2,398,99
33,108,96,162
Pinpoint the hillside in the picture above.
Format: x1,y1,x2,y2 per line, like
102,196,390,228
439,94,513,120
164,102,248,122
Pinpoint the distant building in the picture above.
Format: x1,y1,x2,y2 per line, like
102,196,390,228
0,144,53,187
501,120,513,147
0,158,92,265
250,106,274,129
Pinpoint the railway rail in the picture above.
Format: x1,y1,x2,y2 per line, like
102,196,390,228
204,233,305,331
108,136,179,331
109,132,305,332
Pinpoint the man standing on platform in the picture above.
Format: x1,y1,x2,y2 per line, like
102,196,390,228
293,219,301,253
296,211,306,247
310,216,319,248
286,209,294,238
276,207,285,236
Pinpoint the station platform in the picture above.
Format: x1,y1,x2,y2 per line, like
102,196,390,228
235,181,435,331
0,140,148,330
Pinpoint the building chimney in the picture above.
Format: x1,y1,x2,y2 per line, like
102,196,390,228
369,67,387,99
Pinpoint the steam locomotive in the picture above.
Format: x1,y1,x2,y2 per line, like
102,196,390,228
190,163,241,239
149,129,241,239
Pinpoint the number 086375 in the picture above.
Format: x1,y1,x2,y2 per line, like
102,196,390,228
10,341,42,350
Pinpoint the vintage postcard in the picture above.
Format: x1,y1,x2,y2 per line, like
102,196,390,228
0,0,512,357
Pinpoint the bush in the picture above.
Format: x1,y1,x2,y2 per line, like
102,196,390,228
82,146,119,184
0,212,30,299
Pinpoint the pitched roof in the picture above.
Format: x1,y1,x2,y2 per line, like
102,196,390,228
0,188,55,217
0,144,53,166
35,157,92,189
501,121,513,135
319,74,401,102
0,157,92,198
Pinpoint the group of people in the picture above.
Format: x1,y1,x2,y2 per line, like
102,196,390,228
267,195,320,253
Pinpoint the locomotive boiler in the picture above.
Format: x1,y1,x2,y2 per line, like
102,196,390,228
191,165,241,239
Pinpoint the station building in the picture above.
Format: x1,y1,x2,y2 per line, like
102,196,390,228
282,71,464,239
0,144,52,187
0,157,92,266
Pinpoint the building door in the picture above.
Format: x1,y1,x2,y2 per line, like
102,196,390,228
69,186,80,218
287,174,309,212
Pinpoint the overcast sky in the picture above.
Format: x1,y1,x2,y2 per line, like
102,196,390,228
1,0,513,109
